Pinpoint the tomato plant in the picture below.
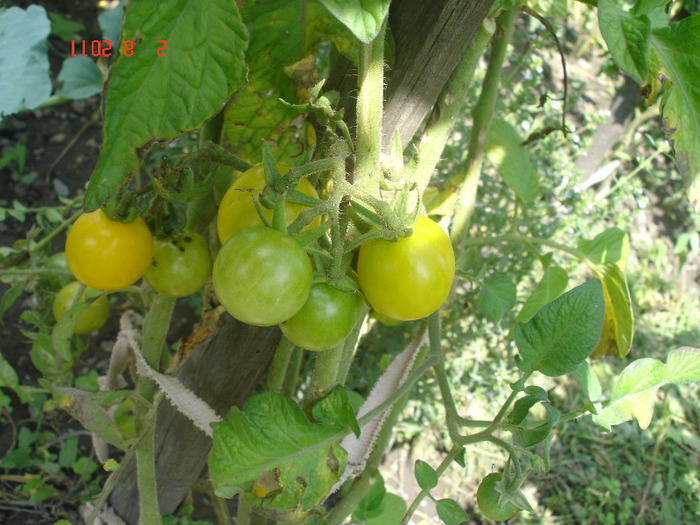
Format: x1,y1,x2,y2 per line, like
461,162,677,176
65,209,153,291
144,230,212,298
212,226,313,326
280,281,365,351
476,473,519,522
52,281,110,334
217,163,321,244
357,216,455,321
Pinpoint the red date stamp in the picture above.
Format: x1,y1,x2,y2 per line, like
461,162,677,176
71,40,167,57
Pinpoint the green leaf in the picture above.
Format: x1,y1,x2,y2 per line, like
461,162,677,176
631,0,670,29
353,475,407,525
352,472,387,520
590,263,634,359
0,6,52,116
311,385,360,438
58,435,79,467
225,1,355,164
508,386,548,426
85,0,249,210
576,227,631,270
365,493,406,525
57,56,102,100
511,402,560,448
516,265,568,323
436,498,469,525
592,347,700,431
414,459,438,490
598,0,651,83
319,0,391,44
51,386,128,449
478,274,517,323
570,360,603,403
0,353,30,403
507,386,559,448
208,392,350,511
48,12,85,41
652,15,700,213
0,284,23,323
485,118,539,204
514,280,605,378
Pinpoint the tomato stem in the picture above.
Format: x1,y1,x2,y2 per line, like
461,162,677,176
133,295,176,525
354,22,387,197
267,337,296,394
460,233,596,269
411,22,493,195
450,3,519,245
429,312,462,441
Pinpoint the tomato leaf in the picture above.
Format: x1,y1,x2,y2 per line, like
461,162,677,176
485,118,539,204
225,0,356,164
508,386,548,426
0,284,23,323
353,475,406,525
208,392,350,511
311,385,361,438
597,0,651,83
319,0,391,44
85,0,249,210
478,274,517,323
515,265,568,324
570,360,603,404
436,498,469,525
414,459,438,490
0,354,31,403
652,15,700,213
48,385,129,449
592,347,700,431
514,279,605,378
576,227,631,270
511,402,560,448
590,263,634,359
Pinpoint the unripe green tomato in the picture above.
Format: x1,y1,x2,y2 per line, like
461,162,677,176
53,281,110,334
144,230,212,298
44,251,71,290
280,282,366,351
476,473,519,522
212,226,313,326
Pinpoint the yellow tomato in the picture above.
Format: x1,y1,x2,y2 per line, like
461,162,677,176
216,164,320,244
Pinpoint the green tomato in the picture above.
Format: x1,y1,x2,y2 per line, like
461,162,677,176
212,226,312,326
44,251,72,290
476,473,519,522
53,281,110,334
144,230,212,298
280,282,366,351
357,216,455,321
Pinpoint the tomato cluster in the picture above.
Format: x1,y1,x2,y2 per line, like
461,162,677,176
210,163,455,351
62,162,455,347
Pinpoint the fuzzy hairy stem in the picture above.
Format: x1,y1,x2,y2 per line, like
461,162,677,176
354,24,387,196
327,344,431,525
412,22,493,193
450,4,519,244
133,295,175,525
